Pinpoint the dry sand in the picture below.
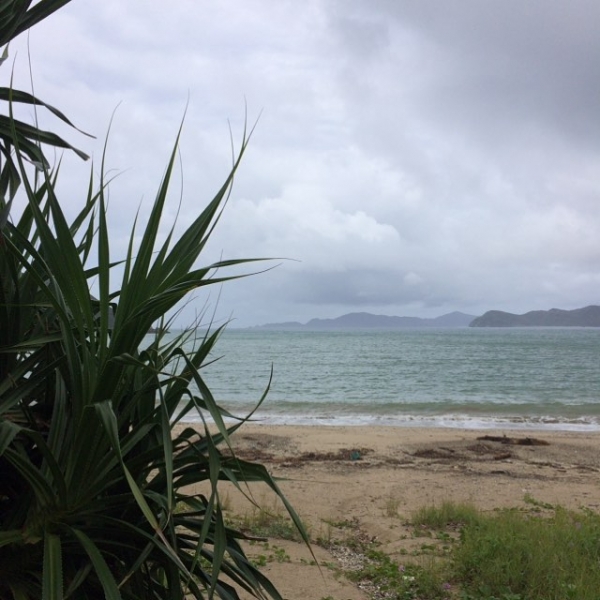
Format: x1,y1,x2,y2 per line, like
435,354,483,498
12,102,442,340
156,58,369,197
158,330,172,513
182,424,600,599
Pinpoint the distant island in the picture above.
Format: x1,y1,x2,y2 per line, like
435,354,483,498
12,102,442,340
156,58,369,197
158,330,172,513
470,305,600,327
247,305,600,330
250,311,476,330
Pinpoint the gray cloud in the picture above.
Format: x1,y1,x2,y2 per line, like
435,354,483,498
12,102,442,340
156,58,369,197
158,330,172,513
5,0,600,326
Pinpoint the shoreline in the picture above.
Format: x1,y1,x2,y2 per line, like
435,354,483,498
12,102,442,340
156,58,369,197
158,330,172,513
182,415,600,432
223,422,600,455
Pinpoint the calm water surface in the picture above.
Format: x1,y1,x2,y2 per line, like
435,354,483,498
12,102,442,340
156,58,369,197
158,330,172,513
160,328,600,431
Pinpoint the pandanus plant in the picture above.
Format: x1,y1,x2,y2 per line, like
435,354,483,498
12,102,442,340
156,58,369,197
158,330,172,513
0,123,307,599
0,2,306,598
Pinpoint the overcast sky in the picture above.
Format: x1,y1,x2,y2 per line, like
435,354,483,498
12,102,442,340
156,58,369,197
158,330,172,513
8,0,600,327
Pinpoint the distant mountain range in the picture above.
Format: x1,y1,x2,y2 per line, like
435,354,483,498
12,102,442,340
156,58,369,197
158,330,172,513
250,311,476,330
248,305,600,330
470,305,600,327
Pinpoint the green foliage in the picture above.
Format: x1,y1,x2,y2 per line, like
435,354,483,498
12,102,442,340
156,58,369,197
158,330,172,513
453,505,600,600
0,116,307,598
412,501,481,530
333,501,600,600
384,495,401,518
0,0,90,217
231,501,305,542
246,542,291,567
458,592,524,600
345,546,449,600
0,4,308,597
407,501,600,600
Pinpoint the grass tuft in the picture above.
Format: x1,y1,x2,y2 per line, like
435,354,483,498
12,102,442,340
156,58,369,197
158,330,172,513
412,501,481,530
384,495,401,518
231,502,305,542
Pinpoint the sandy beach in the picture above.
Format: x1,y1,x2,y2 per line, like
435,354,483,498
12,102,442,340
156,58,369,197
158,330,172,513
181,424,600,599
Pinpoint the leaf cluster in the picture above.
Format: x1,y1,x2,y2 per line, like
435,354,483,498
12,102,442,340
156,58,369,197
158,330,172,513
0,5,306,597
0,115,305,599
1,0,90,222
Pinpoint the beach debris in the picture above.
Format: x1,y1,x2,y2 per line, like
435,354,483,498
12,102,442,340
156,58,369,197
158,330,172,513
350,450,362,461
411,448,465,460
575,464,599,472
292,447,372,463
228,444,373,466
477,435,550,446
493,452,513,461
466,443,513,460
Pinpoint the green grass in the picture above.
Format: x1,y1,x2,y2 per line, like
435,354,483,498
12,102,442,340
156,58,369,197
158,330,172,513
453,504,600,599
319,501,600,600
412,501,481,530
230,502,305,542
184,492,600,600
247,542,291,568
321,512,452,599
344,544,451,600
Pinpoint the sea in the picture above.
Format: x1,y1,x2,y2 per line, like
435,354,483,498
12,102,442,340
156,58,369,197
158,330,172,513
158,328,600,432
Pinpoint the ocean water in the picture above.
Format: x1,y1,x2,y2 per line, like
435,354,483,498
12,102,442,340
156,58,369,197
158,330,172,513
164,328,600,431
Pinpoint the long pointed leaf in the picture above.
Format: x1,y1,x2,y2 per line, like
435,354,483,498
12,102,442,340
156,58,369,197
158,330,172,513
70,528,122,600
43,532,63,600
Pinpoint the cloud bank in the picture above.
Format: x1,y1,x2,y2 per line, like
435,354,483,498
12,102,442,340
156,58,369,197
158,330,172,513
7,0,600,326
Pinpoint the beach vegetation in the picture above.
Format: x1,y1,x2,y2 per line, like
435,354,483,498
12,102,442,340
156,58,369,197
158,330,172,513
344,545,450,600
323,517,360,530
314,501,600,600
245,542,291,568
412,501,480,530
452,503,600,599
230,499,305,542
0,3,307,599
0,126,308,598
384,495,401,518
0,0,91,218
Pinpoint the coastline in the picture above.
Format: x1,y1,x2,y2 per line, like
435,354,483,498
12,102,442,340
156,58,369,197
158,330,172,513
178,423,600,600
183,414,600,431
